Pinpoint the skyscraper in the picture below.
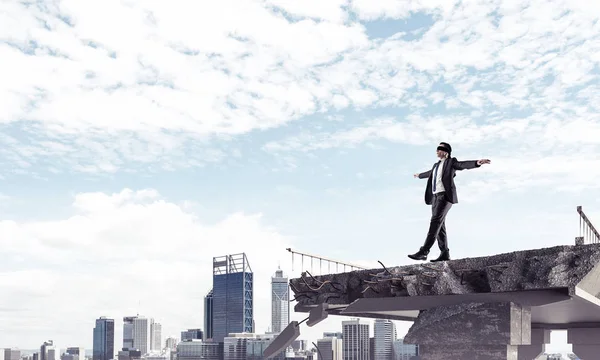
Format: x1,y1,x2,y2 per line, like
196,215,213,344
123,315,153,354
204,290,213,340
271,268,289,333
212,253,253,342
123,317,136,350
151,322,162,351
94,317,115,360
373,320,396,360
133,317,152,354
342,319,369,360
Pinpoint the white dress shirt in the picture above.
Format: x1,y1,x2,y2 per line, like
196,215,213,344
433,158,446,194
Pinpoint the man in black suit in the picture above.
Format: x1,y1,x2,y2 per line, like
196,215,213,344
408,142,491,262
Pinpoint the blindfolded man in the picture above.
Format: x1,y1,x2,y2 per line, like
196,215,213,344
409,142,491,262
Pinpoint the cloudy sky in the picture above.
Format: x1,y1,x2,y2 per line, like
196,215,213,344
1,0,600,354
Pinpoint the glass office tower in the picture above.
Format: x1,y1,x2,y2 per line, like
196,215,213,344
212,253,253,343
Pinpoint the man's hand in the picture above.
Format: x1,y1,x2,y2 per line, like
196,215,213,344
414,173,419,178
477,159,491,165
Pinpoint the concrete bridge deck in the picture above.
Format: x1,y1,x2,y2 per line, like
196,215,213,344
288,244,600,360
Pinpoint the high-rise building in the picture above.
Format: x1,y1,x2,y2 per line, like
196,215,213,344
134,317,153,354
391,340,418,360
123,315,154,354
342,319,369,360
271,268,289,333
373,320,396,360
123,317,136,350
151,322,162,351
181,329,204,341
4,349,21,360
317,336,343,360
94,316,115,360
204,290,214,340
41,341,56,360
212,253,253,342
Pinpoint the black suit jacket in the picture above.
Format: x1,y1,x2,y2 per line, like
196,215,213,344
418,157,481,205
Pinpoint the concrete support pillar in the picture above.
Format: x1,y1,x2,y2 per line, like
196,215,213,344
567,327,600,359
404,302,531,360
517,329,550,360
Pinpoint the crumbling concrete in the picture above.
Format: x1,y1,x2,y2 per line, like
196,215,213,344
289,244,600,360
290,244,600,309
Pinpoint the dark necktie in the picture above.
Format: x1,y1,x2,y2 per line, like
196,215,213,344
432,162,440,192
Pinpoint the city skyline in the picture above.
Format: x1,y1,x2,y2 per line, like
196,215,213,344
2,0,600,355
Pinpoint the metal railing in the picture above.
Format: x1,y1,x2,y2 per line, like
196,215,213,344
286,248,366,275
576,206,600,244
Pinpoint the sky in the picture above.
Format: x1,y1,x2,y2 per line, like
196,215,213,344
1,0,600,355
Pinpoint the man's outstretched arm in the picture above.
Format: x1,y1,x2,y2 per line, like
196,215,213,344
453,158,491,171
414,170,432,179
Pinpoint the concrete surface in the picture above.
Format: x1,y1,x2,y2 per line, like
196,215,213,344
288,244,600,360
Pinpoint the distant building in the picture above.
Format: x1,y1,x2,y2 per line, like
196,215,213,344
291,341,306,352
204,290,214,340
373,320,396,360
271,268,290,333
41,341,57,360
61,348,85,360
3,349,21,360
181,329,204,341
134,317,153,354
317,335,343,360
177,340,222,360
123,317,136,350
212,253,254,342
224,333,256,360
117,350,141,360
285,349,315,360
123,316,155,354
144,352,169,360
391,340,418,360
164,338,177,352
342,319,369,360
369,338,374,360
151,323,162,351
94,316,115,360
323,333,343,339
245,334,285,360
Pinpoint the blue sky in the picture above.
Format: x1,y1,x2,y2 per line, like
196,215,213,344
1,0,600,355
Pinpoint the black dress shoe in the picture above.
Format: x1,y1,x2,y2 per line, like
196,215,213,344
408,247,429,261
430,250,450,262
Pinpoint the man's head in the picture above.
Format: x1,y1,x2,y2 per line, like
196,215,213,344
436,142,452,159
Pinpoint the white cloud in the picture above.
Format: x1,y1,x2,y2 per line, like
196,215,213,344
2,0,598,174
0,188,299,347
